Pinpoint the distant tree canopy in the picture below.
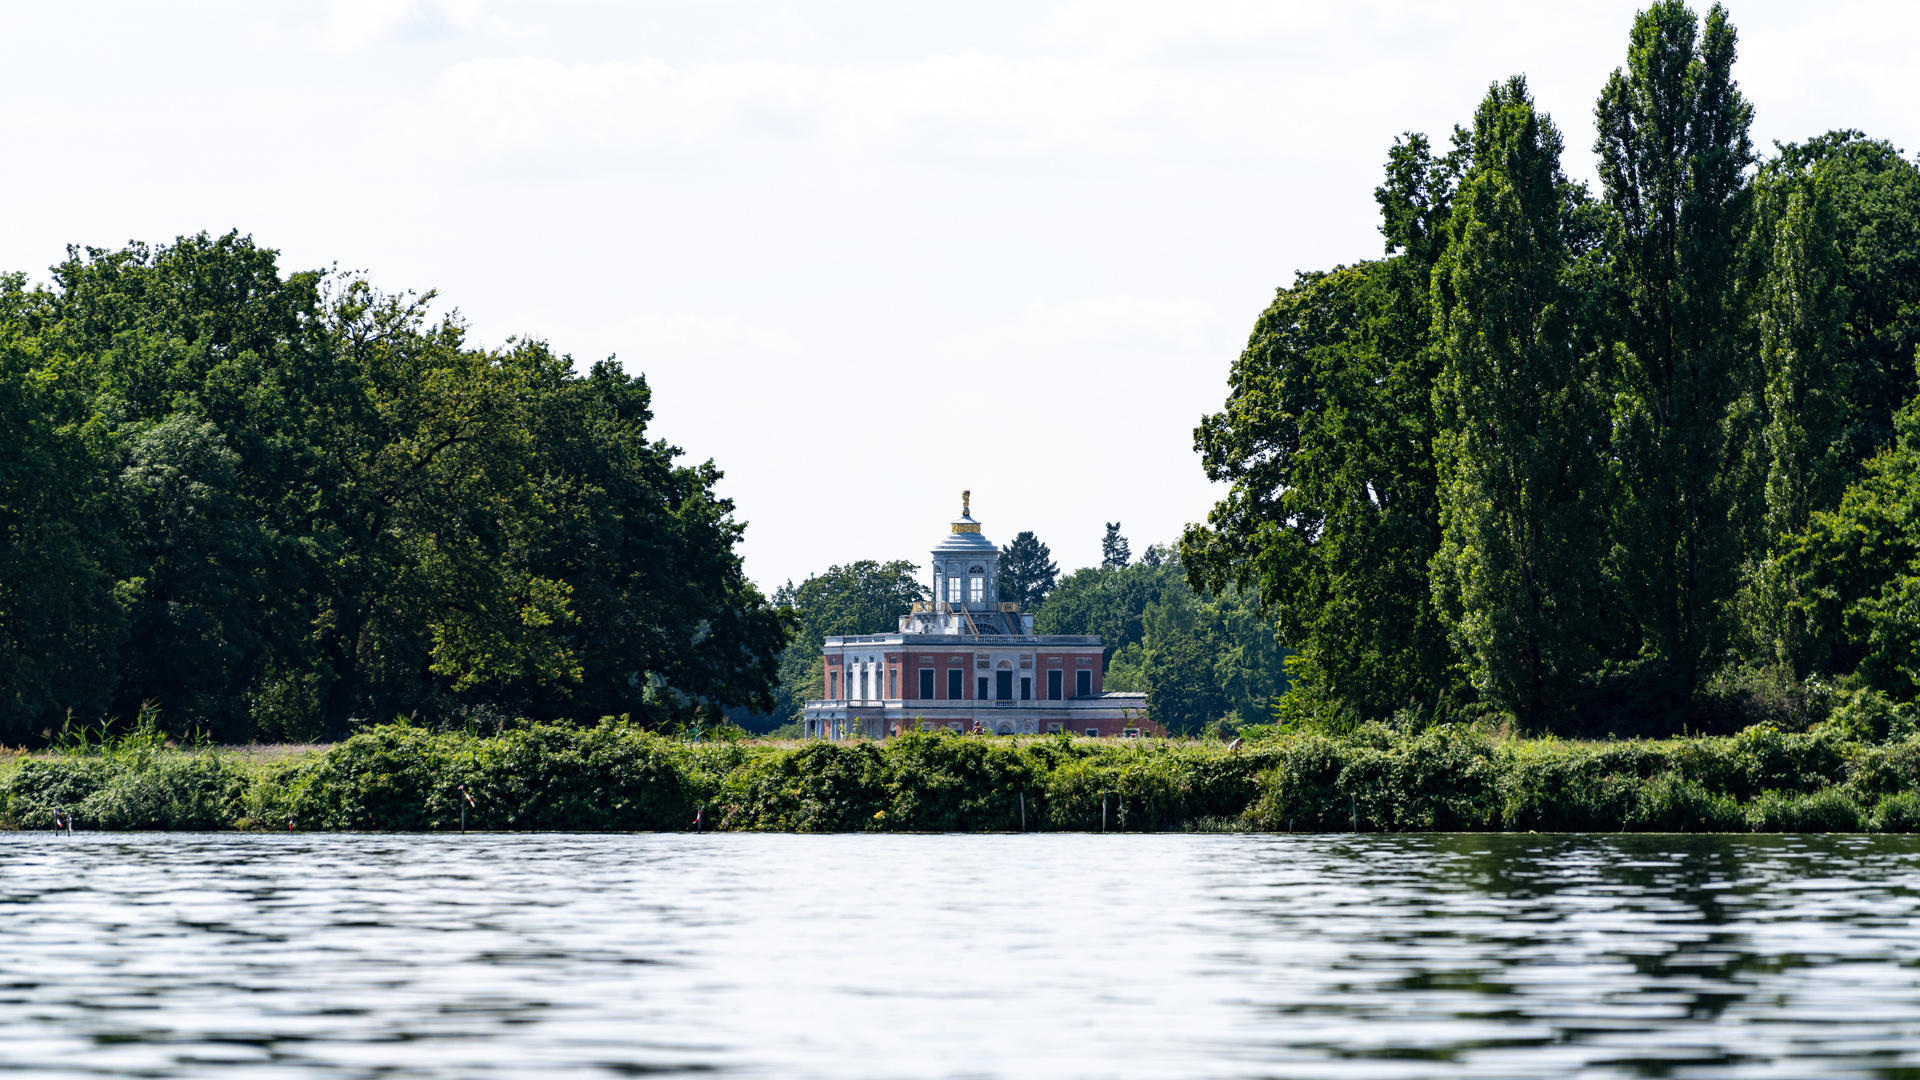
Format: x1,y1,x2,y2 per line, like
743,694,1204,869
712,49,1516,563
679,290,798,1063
0,234,789,744
745,560,925,732
1033,545,1288,734
1182,1,1920,736
998,530,1058,609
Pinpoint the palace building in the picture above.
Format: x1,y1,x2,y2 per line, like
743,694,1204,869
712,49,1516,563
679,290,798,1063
803,494,1156,740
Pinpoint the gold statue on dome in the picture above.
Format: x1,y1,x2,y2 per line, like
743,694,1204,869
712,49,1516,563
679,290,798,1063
962,490,971,516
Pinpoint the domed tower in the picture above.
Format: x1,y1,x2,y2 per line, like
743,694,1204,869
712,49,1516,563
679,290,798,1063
900,491,1030,636
932,490,998,615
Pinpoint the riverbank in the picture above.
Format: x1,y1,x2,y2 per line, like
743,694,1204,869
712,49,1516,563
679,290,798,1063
5,720,1920,832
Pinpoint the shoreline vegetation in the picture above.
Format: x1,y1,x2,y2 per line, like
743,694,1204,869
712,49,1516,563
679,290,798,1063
6,716,1920,834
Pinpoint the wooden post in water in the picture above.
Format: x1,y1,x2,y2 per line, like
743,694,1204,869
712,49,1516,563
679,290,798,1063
1019,792,1026,832
1101,794,1107,833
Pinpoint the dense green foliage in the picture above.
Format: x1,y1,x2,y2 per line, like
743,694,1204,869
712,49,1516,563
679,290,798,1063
997,531,1058,609
10,715,1920,833
748,561,925,731
1185,2,1920,736
0,235,787,744
1035,548,1288,734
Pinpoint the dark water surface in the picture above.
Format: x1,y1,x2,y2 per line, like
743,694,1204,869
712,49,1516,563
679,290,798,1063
4,833,1920,1078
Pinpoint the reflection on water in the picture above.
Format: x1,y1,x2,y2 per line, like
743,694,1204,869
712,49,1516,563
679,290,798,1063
4,833,1920,1078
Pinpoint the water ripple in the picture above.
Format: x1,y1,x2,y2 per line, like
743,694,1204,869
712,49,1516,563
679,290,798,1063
3,833,1919,1078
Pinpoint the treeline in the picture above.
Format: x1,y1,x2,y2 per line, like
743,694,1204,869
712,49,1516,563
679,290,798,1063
8,716,1920,833
0,235,788,745
1182,2,1920,736
753,526,1289,735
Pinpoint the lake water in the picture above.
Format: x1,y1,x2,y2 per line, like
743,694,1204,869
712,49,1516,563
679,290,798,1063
4,833,1920,1078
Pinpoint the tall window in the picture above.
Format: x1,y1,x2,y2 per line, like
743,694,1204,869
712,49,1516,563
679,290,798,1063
830,671,838,699
920,669,935,699
1048,670,1062,700
977,675,989,700
888,668,897,698
969,575,983,604
947,668,963,700
1076,669,1091,697
947,577,962,604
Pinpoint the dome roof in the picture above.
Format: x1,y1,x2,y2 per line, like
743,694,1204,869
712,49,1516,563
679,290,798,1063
934,517,997,555
932,491,996,556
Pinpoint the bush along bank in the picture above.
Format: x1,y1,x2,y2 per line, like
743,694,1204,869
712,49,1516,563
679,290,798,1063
9,718,1920,833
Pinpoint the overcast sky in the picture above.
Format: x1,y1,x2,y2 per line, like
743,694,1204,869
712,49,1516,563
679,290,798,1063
2,1,1915,590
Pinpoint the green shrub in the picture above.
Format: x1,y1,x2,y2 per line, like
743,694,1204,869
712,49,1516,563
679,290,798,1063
1870,791,1920,833
82,754,246,830
4,758,111,828
1499,743,1643,831
720,741,889,831
12,718,1920,834
1746,787,1866,832
1628,773,1745,832
1826,689,1920,744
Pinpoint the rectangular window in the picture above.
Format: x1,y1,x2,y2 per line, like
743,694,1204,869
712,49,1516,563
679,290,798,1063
1076,669,1091,697
830,672,838,699
1048,670,1062,700
888,669,897,698
977,675,989,700
947,578,961,604
1047,723,1062,734
1086,728,1099,738
969,576,983,603
947,668,963,700
1020,676,1031,701
919,669,935,699
996,670,1012,700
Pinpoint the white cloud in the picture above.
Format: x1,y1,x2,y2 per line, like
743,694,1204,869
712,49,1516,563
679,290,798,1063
403,50,1178,164
309,0,510,50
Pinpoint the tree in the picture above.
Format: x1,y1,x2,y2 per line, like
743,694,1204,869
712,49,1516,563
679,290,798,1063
1181,124,1469,726
1181,264,1457,724
755,560,925,728
0,276,124,740
1144,633,1227,736
1101,523,1131,570
516,353,791,727
1098,560,1289,732
1592,0,1757,707
1429,76,1610,726
1766,132,1920,486
1784,405,1920,698
8,233,789,741
1034,560,1175,664
998,530,1058,608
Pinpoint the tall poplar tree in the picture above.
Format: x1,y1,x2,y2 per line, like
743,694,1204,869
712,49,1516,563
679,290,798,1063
1593,0,1756,705
1431,77,1609,726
